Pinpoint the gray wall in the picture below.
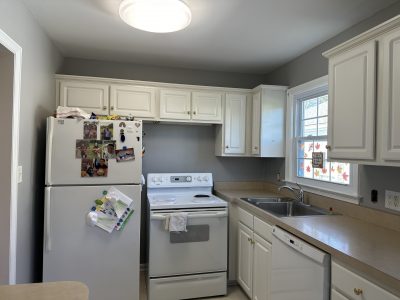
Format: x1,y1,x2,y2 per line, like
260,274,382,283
263,1,400,214
264,1,400,87
61,57,265,89
0,0,63,283
0,46,13,284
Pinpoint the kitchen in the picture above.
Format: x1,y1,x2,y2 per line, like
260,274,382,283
1,0,400,299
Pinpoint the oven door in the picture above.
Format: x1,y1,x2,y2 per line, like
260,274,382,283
148,208,228,277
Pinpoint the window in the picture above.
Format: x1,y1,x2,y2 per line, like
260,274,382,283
286,76,359,202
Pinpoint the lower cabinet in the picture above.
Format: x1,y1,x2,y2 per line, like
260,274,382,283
331,261,399,300
237,208,272,300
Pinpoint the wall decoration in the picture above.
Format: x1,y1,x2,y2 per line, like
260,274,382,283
312,152,324,168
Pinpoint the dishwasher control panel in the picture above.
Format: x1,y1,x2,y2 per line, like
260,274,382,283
272,226,329,265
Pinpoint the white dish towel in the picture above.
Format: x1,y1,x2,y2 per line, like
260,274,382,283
165,212,188,232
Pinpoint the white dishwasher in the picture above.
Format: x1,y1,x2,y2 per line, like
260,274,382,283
271,227,330,300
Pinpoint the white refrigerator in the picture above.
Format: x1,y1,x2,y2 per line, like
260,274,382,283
43,117,142,300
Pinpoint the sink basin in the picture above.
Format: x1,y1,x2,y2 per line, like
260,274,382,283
240,197,292,205
257,202,329,217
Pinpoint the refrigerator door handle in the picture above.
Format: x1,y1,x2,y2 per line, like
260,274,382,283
44,188,51,252
45,118,54,185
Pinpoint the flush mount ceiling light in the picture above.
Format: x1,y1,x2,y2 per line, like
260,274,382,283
119,0,192,33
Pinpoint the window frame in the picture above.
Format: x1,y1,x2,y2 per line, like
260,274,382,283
285,76,360,204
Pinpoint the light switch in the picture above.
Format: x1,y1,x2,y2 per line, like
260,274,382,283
17,165,22,183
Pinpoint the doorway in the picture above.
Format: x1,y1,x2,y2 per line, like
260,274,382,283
0,43,14,285
0,28,22,285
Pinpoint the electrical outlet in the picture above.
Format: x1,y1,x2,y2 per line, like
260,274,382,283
385,190,400,212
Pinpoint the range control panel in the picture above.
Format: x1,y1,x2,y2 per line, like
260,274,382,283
147,173,213,188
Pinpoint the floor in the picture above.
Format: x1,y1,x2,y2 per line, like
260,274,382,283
140,272,248,300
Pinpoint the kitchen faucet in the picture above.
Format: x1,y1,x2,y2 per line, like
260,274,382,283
278,183,307,205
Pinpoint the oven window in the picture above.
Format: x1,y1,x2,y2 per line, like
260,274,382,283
170,225,210,243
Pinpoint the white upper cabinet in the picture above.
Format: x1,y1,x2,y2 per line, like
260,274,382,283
192,92,222,122
251,86,286,157
381,27,400,161
110,85,156,118
224,93,247,154
326,40,376,160
59,81,109,115
159,89,192,120
323,15,400,166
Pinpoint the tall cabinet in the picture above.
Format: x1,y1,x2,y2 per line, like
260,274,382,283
323,15,400,166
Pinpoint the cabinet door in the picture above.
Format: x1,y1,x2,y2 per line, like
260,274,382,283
59,81,109,115
252,233,271,300
237,222,253,298
381,28,400,161
110,85,156,118
331,289,351,300
192,92,222,122
327,41,376,160
159,89,191,120
251,92,261,155
224,93,247,154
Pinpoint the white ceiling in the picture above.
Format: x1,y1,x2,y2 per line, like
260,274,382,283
22,0,397,73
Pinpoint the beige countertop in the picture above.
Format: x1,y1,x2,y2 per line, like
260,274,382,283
216,188,400,296
0,281,89,300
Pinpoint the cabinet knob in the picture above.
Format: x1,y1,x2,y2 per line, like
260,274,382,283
187,111,191,115
254,146,258,150
193,111,196,115
225,146,229,149
325,145,331,150
110,106,114,110
102,106,107,110
353,288,363,296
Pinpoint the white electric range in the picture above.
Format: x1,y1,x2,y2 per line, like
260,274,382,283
147,173,228,300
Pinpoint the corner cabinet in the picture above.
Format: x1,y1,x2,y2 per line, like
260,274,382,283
251,86,286,157
237,208,272,300
323,16,400,166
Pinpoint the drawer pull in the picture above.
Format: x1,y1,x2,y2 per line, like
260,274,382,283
353,288,363,296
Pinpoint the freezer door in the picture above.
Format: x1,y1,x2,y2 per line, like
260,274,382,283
45,117,142,185
43,185,141,300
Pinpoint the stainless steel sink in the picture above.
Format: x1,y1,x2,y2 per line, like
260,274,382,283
240,197,292,205
257,201,329,217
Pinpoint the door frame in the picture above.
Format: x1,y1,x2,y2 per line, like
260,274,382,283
0,28,22,284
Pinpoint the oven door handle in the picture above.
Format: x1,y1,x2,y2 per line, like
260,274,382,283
151,211,227,220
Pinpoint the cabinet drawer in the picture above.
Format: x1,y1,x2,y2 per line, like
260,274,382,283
238,207,253,229
332,262,399,300
253,217,272,243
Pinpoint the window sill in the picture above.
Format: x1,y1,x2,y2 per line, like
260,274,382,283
283,180,361,205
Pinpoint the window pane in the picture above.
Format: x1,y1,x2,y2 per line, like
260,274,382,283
315,141,328,158
314,161,330,182
330,162,351,185
302,119,317,137
302,98,318,119
318,95,328,116
297,159,305,177
303,159,313,179
318,116,328,136
298,140,314,159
